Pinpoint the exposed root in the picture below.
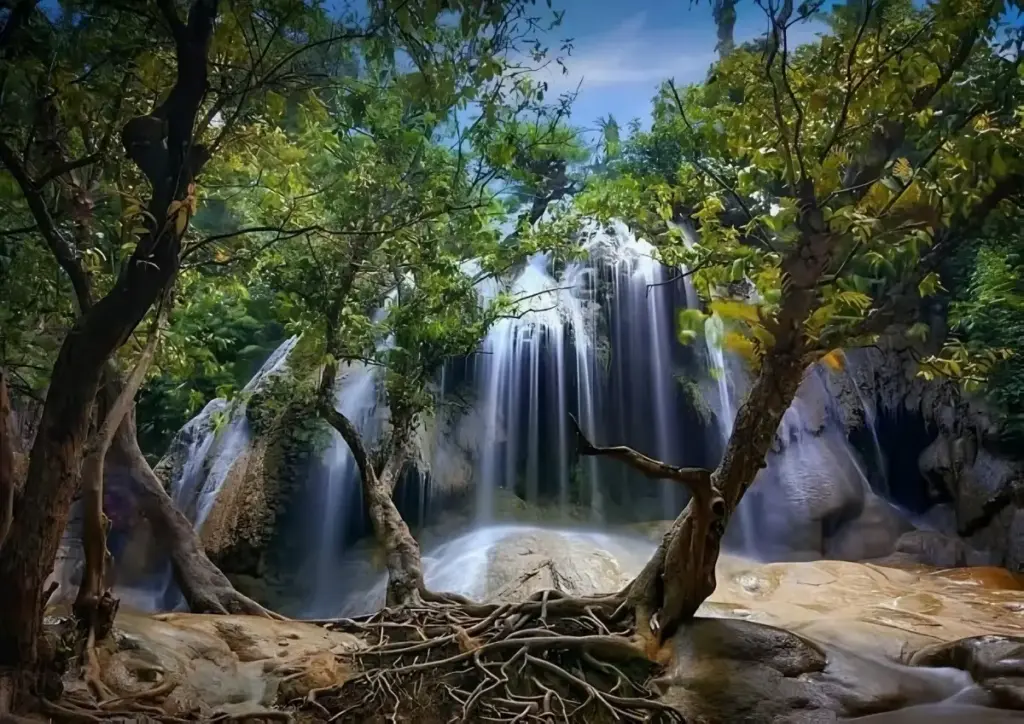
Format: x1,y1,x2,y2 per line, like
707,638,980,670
310,588,683,723
189,585,288,620
210,710,294,722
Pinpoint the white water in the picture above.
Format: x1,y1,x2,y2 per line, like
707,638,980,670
470,221,695,523
303,360,383,614
169,335,299,528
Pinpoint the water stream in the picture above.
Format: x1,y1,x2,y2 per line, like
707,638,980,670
161,219,927,613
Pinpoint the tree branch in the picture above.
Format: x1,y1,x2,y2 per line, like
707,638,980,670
569,413,715,507
666,79,776,252
35,152,103,187
0,136,93,312
820,0,874,162
75,296,168,625
156,0,187,48
318,358,372,488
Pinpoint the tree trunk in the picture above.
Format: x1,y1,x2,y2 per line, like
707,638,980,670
105,410,276,617
318,360,424,607
615,204,835,643
0,2,219,699
74,307,165,639
0,369,16,551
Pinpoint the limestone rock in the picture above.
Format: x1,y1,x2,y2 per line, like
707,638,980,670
96,612,361,718
824,494,911,561
656,617,978,723
481,528,634,601
152,398,229,493
892,530,969,568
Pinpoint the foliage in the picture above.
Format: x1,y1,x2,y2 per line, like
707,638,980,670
579,0,1024,396
676,375,714,426
0,0,580,456
950,238,1024,441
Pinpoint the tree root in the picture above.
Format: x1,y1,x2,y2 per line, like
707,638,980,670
308,588,683,723
188,584,287,620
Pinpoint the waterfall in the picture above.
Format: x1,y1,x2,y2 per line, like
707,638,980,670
469,221,697,523
154,217,924,616
169,335,299,528
303,360,384,614
472,253,598,521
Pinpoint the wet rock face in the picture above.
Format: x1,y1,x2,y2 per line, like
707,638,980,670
911,635,1024,710
755,345,1024,570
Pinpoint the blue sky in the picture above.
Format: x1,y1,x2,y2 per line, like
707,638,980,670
534,0,825,131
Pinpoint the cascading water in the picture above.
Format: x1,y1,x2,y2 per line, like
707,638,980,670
156,217,934,617
302,360,384,614
468,221,700,524
471,252,601,522
169,335,299,528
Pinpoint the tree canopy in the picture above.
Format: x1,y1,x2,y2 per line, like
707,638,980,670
2,0,1024,718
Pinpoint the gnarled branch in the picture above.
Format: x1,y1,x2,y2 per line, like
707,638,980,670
569,413,715,508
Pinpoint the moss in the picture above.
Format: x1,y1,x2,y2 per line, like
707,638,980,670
677,375,713,426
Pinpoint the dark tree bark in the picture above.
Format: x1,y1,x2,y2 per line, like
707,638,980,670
74,307,166,639
0,370,16,551
0,0,220,705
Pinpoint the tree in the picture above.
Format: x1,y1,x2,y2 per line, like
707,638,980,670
0,0,562,707
576,0,1024,640
0,1,225,702
249,2,584,608
324,1,1024,720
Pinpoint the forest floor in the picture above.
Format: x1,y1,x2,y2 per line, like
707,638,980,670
32,557,1024,722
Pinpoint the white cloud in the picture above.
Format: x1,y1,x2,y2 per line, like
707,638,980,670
532,12,718,99
529,10,826,98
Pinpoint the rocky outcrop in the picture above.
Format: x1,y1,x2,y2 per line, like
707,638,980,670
148,337,325,608
742,343,1024,569
71,611,362,719
86,529,1024,722
410,394,482,498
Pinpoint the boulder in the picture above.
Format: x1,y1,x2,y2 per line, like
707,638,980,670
891,530,969,568
824,494,911,561
656,617,979,723
482,528,635,600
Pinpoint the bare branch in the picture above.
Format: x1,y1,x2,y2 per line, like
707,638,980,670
646,255,722,297
569,413,714,506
